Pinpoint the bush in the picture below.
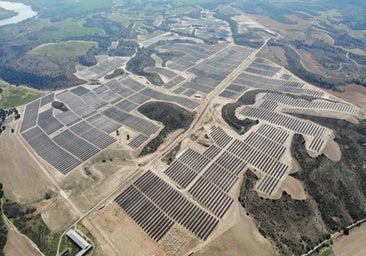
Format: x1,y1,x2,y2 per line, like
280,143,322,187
44,192,51,200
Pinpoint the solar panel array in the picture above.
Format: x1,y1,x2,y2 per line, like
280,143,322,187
154,42,254,98
128,134,149,149
20,72,203,174
114,120,318,242
115,171,219,241
163,128,249,219
164,148,210,189
219,65,323,100
262,92,359,115
38,109,64,135
102,107,160,136
244,58,281,77
70,121,117,149
208,123,291,196
20,99,40,133
239,106,326,138
22,127,81,174
53,129,100,161
76,58,126,80
40,93,54,106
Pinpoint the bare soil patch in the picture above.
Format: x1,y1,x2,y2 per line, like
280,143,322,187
326,84,366,109
4,229,41,256
83,203,164,256
62,158,138,212
159,224,198,256
196,206,275,256
0,131,54,204
278,176,306,200
323,138,341,162
42,198,79,233
333,223,366,256
257,46,288,67
248,14,310,41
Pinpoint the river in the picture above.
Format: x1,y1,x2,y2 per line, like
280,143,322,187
0,1,37,26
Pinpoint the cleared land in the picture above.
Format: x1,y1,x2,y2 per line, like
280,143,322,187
196,207,274,256
83,203,164,256
327,84,366,109
0,126,54,204
29,41,98,57
4,229,41,256
333,224,366,256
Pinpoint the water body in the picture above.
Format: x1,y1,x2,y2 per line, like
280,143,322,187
0,1,37,26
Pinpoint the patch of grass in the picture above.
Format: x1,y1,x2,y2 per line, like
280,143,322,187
63,0,115,13
168,6,195,16
107,13,136,26
42,18,105,41
315,247,334,256
3,198,60,256
216,5,240,16
29,41,97,57
59,233,80,255
0,82,44,108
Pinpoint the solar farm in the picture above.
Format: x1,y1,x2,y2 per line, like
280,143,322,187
100,48,363,254
19,75,200,174
16,26,364,256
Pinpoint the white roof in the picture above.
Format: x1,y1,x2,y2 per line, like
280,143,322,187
66,229,90,250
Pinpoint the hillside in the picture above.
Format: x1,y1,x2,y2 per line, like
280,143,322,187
239,117,366,255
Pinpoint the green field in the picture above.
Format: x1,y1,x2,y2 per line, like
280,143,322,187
312,247,334,256
0,82,44,108
29,41,97,57
41,18,105,41
216,4,240,16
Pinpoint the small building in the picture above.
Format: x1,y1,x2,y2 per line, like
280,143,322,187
66,229,92,256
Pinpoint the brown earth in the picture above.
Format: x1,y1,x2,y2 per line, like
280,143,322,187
83,203,164,256
247,14,311,41
196,206,276,256
326,84,366,109
257,45,288,67
0,128,54,204
61,158,138,212
42,198,79,233
4,229,41,256
278,175,306,200
333,223,366,256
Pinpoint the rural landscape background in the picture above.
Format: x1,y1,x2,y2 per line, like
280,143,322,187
0,0,365,256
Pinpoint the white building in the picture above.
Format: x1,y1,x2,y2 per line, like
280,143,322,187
66,229,92,256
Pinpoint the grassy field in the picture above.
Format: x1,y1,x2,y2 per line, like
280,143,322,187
12,214,60,256
107,11,147,26
312,247,334,256
29,41,97,57
0,82,44,109
64,0,115,13
42,18,105,41
215,4,240,16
